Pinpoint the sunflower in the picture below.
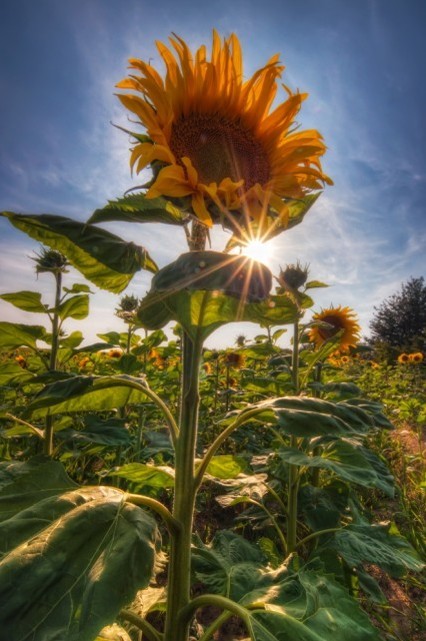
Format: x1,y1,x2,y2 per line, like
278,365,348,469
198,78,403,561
408,352,423,364
116,31,332,232
397,353,410,364
309,306,361,352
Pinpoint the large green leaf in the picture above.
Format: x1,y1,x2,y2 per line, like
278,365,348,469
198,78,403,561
0,290,47,313
137,251,300,339
0,321,47,349
278,439,394,495
25,375,154,419
57,416,132,447
331,523,425,577
88,193,186,226
0,486,159,641
230,396,376,439
1,211,158,292
192,531,380,641
0,457,77,522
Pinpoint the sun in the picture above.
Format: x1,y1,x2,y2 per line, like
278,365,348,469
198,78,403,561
240,239,274,266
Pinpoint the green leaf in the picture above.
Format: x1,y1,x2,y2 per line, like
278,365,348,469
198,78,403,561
305,280,329,290
57,416,132,447
56,294,90,320
1,211,158,293
299,482,349,531
0,363,35,386
0,457,77,522
109,463,174,489
59,331,84,349
0,486,159,641
232,396,375,439
192,531,266,600
88,193,186,226
63,283,93,294
204,454,249,479
25,375,155,419
331,524,425,577
0,321,47,349
278,440,394,494
137,251,299,339
193,532,381,640
0,290,47,313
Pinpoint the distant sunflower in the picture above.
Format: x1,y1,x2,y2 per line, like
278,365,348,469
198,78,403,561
116,31,332,231
309,306,361,352
397,353,410,364
408,352,423,364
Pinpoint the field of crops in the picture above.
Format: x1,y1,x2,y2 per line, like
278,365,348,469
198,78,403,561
0,28,425,641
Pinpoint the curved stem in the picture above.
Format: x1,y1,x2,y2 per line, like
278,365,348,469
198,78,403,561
295,527,341,550
287,319,301,553
120,609,162,641
244,497,287,556
5,413,44,440
198,611,233,641
104,377,179,447
177,594,251,631
194,407,266,490
126,493,180,535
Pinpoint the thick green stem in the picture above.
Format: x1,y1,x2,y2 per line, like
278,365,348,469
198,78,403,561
44,270,62,456
312,363,323,486
163,331,203,641
287,319,301,553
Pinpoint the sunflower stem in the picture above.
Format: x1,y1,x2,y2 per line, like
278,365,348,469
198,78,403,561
163,330,203,641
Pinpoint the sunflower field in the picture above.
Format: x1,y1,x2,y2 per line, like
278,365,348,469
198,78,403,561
0,31,424,641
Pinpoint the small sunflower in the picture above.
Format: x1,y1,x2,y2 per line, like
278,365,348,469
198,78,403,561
408,352,423,364
397,353,410,364
116,31,332,232
309,306,361,352
224,351,245,369
108,349,123,359
15,355,27,368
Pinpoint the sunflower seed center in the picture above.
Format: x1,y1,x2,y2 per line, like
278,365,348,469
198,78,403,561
170,113,270,189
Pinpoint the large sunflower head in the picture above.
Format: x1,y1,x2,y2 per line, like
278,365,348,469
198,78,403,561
116,31,332,234
308,306,361,352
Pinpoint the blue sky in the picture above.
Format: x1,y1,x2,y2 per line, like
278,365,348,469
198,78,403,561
0,0,425,348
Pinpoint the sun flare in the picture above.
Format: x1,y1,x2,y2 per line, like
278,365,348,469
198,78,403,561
240,239,274,266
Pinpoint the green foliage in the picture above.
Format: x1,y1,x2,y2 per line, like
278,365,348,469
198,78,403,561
88,193,187,226
369,276,426,353
1,211,158,292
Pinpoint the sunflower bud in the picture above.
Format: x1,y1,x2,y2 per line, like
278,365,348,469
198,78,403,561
32,247,68,274
277,262,309,292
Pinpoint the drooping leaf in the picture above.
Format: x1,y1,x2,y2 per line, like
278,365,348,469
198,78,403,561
109,463,175,489
278,439,394,495
0,290,47,313
1,211,158,293
0,321,47,349
88,193,186,226
229,396,375,439
57,416,132,447
331,524,425,577
0,456,77,522
299,482,349,531
192,531,381,640
0,486,159,641
24,375,154,419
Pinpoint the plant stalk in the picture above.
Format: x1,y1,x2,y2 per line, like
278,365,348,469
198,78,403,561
163,331,203,641
44,270,62,456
